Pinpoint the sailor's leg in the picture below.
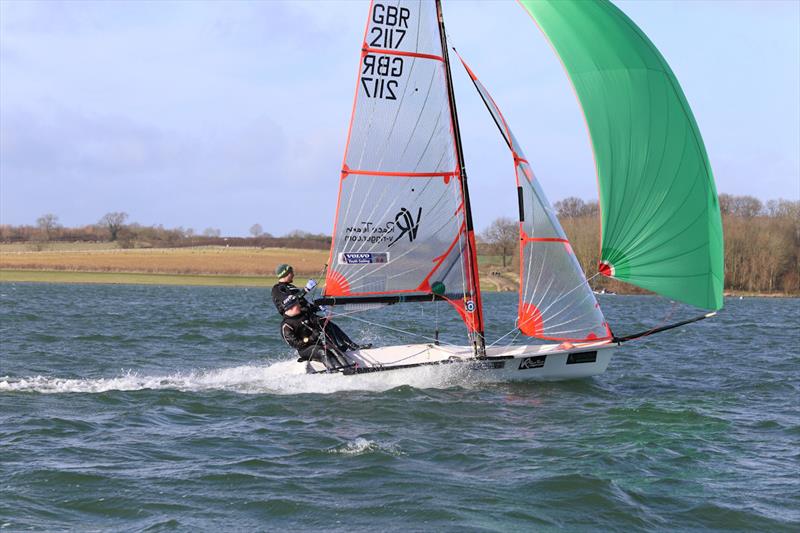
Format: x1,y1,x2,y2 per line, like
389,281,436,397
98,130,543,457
297,346,315,362
303,346,331,373
323,321,357,351
326,346,350,368
297,346,327,374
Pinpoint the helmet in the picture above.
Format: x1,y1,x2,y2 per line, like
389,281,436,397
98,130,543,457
276,263,293,278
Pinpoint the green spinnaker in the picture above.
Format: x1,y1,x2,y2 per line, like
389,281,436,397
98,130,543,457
519,0,724,310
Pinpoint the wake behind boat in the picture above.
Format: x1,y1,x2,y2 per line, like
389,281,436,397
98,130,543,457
291,0,724,380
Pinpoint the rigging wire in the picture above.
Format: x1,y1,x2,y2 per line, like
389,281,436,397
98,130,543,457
329,310,460,347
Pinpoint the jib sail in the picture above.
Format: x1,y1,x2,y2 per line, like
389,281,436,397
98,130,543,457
519,0,724,310
457,54,611,342
320,0,484,338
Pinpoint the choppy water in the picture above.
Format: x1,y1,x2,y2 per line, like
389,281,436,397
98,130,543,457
1,283,798,531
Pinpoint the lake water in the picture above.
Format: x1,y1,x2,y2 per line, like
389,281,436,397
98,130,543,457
1,283,798,531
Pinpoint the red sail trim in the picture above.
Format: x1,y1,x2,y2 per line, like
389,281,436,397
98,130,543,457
519,302,543,336
458,53,479,80
325,269,351,296
362,46,444,62
465,228,484,332
517,302,612,341
441,295,478,333
520,229,568,243
454,49,514,149
344,168,458,178
523,237,569,243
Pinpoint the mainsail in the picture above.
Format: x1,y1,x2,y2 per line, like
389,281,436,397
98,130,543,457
457,54,610,342
519,0,724,310
321,0,484,341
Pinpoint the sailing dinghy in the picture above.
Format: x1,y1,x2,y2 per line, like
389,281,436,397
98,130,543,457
303,0,724,379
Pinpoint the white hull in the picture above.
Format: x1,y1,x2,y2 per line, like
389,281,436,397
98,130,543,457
306,340,616,381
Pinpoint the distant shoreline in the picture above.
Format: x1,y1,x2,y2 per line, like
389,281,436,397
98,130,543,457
1,244,797,297
0,269,797,299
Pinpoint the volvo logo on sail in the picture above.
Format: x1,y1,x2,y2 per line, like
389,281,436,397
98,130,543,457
339,252,389,264
388,207,422,247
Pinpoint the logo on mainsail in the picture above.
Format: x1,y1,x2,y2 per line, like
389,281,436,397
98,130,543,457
388,207,422,247
339,252,389,264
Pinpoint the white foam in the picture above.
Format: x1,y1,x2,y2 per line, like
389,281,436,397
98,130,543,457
329,437,404,456
0,357,478,395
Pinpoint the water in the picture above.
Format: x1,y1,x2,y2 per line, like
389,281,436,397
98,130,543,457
1,283,798,531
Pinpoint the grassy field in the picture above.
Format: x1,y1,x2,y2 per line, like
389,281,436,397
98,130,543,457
0,242,121,252
0,244,518,289
0,270,295,287
0,245,329,276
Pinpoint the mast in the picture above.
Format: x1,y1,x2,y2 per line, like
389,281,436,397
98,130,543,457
436,0,486,356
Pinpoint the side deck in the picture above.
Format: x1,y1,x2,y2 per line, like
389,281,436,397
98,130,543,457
340,340,616,380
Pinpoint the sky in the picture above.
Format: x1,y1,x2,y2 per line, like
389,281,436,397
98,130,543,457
1,0,798,236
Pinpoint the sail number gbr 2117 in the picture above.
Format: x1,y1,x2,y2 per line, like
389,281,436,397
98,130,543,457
361,55,402,100
361,4,411,100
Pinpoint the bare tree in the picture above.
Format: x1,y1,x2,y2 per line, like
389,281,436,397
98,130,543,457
98,212,128,241
732,195,763,218
553,197,599,218
249,223,264,237
36,213,60,240
718,193,734,215
581,201,599,217
766,199,800,219
554,197,586,218
482,217,518,268
203,227,221,237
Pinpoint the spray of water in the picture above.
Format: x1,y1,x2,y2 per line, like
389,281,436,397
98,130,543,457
0,357,482,395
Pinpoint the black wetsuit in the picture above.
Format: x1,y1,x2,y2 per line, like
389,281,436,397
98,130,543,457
272,281,317,315
271,281,357,352
280,314,348,370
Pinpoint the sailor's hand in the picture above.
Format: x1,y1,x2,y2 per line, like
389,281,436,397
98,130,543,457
318,305,328,313
305,279,317,292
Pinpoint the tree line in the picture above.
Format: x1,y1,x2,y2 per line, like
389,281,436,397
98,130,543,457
4,195,798,294
0,212,331,250
479,194,799,294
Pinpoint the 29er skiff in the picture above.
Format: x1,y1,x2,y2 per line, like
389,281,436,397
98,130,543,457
300,0,724,379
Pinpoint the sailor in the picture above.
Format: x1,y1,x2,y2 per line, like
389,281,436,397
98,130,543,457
280,295,349,371
272,263,317,315
271,263,369,352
